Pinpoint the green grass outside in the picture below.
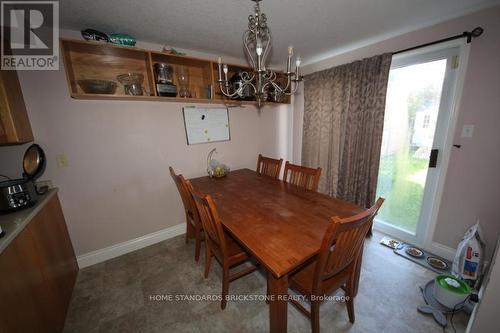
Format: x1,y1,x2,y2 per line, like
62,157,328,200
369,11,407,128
376,151,428,232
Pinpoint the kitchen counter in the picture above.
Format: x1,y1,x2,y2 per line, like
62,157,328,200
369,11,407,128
0,188,58,254
0,187,77,333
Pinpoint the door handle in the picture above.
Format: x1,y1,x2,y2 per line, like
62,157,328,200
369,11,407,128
429,149,439,168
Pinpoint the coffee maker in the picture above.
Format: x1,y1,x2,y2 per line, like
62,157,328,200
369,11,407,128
230,72,254,100
154,63,177,97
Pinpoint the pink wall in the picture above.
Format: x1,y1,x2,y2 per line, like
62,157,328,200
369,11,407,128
299,6,500,259
2,7,499,261
0,33,290,256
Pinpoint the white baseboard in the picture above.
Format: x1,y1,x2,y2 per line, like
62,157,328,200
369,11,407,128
428,241,456,261
77,223,186,268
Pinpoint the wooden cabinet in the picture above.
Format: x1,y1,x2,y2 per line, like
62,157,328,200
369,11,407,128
0,194,78,333
60,38,290,105
0,69,34,145
0,227,52,333
62,39,156,99
150,51,214,100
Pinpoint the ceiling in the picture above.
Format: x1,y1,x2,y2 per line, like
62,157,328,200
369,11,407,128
60,0,500,66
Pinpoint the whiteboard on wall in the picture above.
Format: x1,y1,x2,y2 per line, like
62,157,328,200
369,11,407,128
182,106,230,145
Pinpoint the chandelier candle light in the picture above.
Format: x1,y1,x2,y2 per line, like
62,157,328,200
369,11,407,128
217,0,303,107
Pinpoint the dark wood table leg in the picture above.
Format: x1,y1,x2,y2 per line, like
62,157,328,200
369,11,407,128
268,271,288,333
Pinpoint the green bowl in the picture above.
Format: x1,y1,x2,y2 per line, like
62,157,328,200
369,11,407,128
109,33,136,46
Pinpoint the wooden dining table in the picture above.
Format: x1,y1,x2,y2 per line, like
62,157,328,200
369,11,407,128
190,168,365,333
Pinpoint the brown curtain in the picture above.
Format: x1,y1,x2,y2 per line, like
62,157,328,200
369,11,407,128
302,53,392,208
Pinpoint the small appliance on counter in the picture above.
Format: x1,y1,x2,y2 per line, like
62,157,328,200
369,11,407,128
154,63,177,97
0,144,47,214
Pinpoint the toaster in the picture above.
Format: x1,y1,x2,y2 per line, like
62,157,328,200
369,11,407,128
0,179,37,213
0,144,45,214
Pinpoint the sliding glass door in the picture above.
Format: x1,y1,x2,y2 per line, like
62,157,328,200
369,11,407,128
375,44,465,245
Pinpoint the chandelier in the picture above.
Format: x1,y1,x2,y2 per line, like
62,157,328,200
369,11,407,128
217,0,303,106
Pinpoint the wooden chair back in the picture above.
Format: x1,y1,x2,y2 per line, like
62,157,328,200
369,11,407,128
283,161,322,191
169,167,199,222
189,184,227,257
256,154,283,179
313,197,384,287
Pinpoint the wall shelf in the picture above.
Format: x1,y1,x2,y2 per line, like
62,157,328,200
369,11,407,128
60,38,290,106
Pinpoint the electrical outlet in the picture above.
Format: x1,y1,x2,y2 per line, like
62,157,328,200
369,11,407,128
56,154,68,168
461,125,474,138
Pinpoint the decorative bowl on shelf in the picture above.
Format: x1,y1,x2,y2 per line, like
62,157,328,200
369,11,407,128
77,79,117,94
117,73,145,96
81,29,109,42
116,73,144,85
109,33,136,46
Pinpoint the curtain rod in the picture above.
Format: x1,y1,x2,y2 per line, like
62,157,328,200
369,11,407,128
393,27,484,55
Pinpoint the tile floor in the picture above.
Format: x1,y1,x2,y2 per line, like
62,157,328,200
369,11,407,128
63,232,470,332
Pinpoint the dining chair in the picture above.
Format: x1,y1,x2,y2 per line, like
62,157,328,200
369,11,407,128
283,161,322,192
169,167,203,262
288,197,385,333
256,154,283,179
188,181,258,310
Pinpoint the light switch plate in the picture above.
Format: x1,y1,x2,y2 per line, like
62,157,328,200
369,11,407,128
461,125,474,138
56,154,68,168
